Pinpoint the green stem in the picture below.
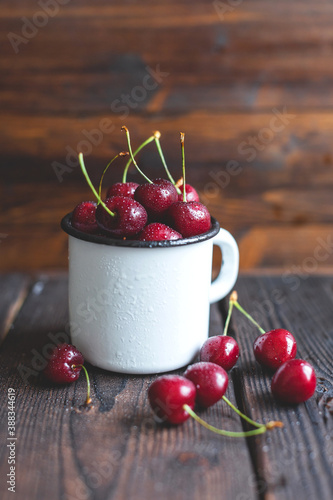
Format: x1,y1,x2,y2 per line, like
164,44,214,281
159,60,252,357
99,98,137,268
121,126,153,184
72,364,91,405
122,135,155,182
78,153,115,218
98,152,128,201
232,301,266,334
183,405,267,437
223,300,234,336
180,132,186,202
222,396,264,429
154,132,181,195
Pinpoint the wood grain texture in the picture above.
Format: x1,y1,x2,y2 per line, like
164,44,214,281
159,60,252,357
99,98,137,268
0,274,257,500
0,273,332,499
226,275,333,500
1,0,333,273
0,274,30,344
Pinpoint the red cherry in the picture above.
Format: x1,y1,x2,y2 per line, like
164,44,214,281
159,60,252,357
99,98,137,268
200,336,239,371
271,359,316,404
44,344,84,384
134,179,178,219
95,196,147,238
148,375,196,424
139,222,182,241
253,329,297,371
167,201,211,237
71,201,98,234
106,182,139,199
184,362,228,408
177,183,200,202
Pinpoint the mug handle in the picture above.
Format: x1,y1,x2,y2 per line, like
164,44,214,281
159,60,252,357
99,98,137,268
209,228,239,304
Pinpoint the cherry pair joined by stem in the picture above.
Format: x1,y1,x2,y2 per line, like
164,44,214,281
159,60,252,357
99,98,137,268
148,366,283,436
227,291,316,403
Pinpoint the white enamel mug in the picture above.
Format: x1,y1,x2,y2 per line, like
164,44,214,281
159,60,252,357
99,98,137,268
61,215,239,374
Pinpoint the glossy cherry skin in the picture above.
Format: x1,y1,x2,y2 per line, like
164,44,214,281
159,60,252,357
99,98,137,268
96,196,147,238
177,183,200,202
167,201,211,237
44,344,84,384
271,359,316,404
184,362,228,408
139,223,182,241
71,201,99,234
106,182,139,199
148,375,196,424
253,329,297,371
134,178,178,219
200,335,240,371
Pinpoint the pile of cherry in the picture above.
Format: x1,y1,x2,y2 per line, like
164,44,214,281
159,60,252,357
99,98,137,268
43,291,316,439
71,127,211,241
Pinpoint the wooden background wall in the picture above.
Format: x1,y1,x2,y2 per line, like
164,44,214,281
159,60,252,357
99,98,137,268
1,0,333,272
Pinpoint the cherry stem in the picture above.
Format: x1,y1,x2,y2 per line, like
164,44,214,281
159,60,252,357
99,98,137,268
72,364,92,405
221,396,265,429
183,404,283,436
98,152,129,201
78,153,115,218
230,290,266,335
183,405,268,437
121,126,153,184
180,132,186,202
154,131,182,195
122,135,155,183
223,300,234,336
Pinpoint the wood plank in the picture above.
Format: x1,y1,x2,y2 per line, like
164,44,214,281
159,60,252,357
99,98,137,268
2,111,333,185
0,275,257,500
226,275,333,499
4,78,333,117
3,0,333,122
1,183,333,272
3,4,333,80
0,274,30,344
238,225,333,270
3,185,333,227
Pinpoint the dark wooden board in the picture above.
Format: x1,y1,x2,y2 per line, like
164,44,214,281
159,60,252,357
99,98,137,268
0,273,332,499
227,275,333,500
0,274,257,500
2,111,333,184
0,274,30,344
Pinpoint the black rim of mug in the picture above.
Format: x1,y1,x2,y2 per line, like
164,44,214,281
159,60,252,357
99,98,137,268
61,213,220,248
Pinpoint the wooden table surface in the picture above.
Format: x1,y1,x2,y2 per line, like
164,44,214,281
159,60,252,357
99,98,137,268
0,272,332,500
